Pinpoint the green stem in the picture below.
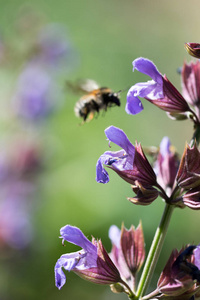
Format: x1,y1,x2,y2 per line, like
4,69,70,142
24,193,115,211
190,124,200,147
135,203,174,299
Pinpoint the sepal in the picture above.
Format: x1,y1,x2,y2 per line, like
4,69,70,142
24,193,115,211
75,238,122,285
128,181,159,205
176,143,200,189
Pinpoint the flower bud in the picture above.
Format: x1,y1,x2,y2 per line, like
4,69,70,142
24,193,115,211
128,181,159,205
185,43,200,59
176,143,200,189
154,246,200,299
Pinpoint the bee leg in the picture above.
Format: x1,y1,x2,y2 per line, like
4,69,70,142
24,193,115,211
87,112,95,121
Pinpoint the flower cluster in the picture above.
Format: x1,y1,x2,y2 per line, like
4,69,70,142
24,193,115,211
96,125,200,209
55,223,144,296
55,224,200,299
55,43,200,299
0,10,73,250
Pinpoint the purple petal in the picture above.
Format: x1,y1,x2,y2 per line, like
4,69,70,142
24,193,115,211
105,126,135,157
96,156,110,183
55,258,67,289
126,58,164,115
160,137,171,156
96,127,135,183
126,85,144,114
108,225,121,248
55,226,99,289
55,251,91,289
96,150,126,183
60,225,97,255
133,57,163,85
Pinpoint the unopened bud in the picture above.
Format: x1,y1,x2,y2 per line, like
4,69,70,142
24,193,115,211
185,43,200,59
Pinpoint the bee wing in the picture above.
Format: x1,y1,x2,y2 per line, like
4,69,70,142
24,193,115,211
77,79,100,92
67,79,100,94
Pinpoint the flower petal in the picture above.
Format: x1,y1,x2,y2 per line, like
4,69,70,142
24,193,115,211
105,126,135,157
126,86,144,114
159,136,171,156
55,257,67,289
96,127,135,183
126,58,165,115
133,57,163,84
96,150,124,183
60,225,97,255
55,252,88,289
108,225,121,248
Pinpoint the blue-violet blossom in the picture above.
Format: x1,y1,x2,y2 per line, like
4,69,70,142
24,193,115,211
126,57,190,117
96,126,135,184
55,225,121,290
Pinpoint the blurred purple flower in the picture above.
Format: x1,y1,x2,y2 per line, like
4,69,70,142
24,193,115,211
13,64,59,121
33,24,72,70
0,181,34,249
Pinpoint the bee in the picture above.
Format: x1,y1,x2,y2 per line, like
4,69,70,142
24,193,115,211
68,79,121,123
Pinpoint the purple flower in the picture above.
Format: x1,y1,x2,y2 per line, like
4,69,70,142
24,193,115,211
0,181,34,249
55,225,121,290
96,126,135,184
96,126,158,205
13,64,59,121
126,58,163,114
33,24,71,69
126,57,190,116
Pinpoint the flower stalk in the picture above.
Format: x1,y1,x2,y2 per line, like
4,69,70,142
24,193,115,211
190,124,200,147
135,203,174,299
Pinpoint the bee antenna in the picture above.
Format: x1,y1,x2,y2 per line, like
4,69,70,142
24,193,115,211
116,86,131,95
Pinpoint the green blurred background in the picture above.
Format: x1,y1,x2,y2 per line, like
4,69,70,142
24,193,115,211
0,0,200,299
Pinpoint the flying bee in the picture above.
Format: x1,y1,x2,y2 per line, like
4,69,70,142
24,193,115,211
68,79,121,123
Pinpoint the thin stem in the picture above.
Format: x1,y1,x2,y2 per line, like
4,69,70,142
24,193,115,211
190,124,200,147
135,203,174,299
155,182,169,202
120,279,135,299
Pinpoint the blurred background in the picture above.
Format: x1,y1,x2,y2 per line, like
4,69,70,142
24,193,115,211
0,0,200,299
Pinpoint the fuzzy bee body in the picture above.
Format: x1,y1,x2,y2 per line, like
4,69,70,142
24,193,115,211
74,87,121,122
